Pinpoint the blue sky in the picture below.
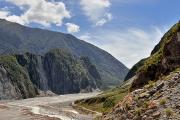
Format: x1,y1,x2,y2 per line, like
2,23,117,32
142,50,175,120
0,0,179,68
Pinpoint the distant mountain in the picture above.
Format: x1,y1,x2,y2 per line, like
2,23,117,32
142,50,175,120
0,19,128,89
0,49,101,99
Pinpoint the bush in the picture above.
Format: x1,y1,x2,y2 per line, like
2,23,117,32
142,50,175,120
143,101,149,108
148,80,155,88
144,80,155,89
103,98,115,108
165,108,173,117
125,103,131,110
159,99,166,105
135,107,142,116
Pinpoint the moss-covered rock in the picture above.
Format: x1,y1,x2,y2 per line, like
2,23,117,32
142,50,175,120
0,55,37,99
43,49,100,94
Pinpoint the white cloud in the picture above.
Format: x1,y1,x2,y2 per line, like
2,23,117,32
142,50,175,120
66,23,80,33
80,0,112,26
0,0,71,27
0,11,9,18
6,15,25,25
79,27,165,68
0,10,25,25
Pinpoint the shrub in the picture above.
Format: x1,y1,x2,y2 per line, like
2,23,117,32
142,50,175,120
148,80,155,88
143,101,149,108
135,107,142,116
103,98,115,108
174,67,180,72
125,103,131,110
165,108,173,117
144,80,156,89
134,95,139,101
159,99,166,105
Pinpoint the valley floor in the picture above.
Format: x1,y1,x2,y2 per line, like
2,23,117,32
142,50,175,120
0,92,100,120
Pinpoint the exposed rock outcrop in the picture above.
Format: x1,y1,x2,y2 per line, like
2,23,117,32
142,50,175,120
0,65,20,99
103,71,180,120
0,56,37,99
129,22,180,91
16,53,49,91
43,49,100,94
0,49,101,99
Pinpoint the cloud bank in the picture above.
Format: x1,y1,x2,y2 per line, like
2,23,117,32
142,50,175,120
0,0,71,26
79,27,165,68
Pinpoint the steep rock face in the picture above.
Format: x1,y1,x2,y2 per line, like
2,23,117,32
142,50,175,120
43,49,99,94
0,56,37,99
80,57,102,88
0,49,101,99
0,19,129,89
16,53,49,91
0,65,18,99
128,22,180,90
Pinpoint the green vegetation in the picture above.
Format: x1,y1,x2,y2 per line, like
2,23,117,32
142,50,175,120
139,51,162,72
135,107,142,116
45,49,101,92
124,22,180,78
125,103,131,110
154,92,162,98
0,19,129,90
129,21,180,91
143,101,149,108
75,84,130,113
139,22,180,72
103,98,115,108
159,98,166,105
174,67,180,72
164,108,174,117
124,58,146,81
0,55,36,98
144,80,155,89
161,67,180,81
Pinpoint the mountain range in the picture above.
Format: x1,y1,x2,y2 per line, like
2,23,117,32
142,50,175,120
0,19,129,99
0,19,129,90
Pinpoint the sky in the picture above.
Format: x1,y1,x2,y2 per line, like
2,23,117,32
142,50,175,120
0,0,179,68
